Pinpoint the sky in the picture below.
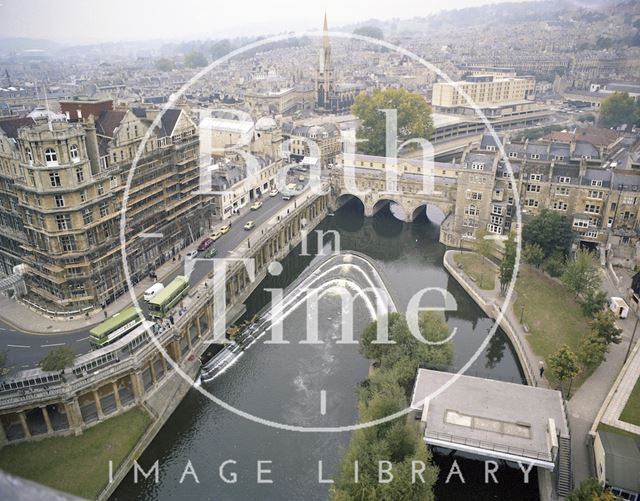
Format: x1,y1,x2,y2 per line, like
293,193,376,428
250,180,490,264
0,0,530,45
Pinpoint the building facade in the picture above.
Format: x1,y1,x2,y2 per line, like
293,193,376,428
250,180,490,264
0,100,207,312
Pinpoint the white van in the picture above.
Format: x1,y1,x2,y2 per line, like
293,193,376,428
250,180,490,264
144,283,164,302
609,297,629,319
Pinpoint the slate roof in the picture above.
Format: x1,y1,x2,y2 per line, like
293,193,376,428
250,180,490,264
0,116,35,139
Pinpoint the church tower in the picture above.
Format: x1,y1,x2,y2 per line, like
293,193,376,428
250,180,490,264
316,13,334,111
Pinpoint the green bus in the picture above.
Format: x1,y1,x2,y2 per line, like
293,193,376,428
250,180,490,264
147,275,190,318
89,306,144,348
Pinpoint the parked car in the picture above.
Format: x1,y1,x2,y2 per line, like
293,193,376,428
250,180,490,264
251,201,263,210
219,224,231,234
186,249,198,259
197,237,214,251
282,194,292,200
298,175,305,182
244,220,255,231
269,189,279,197
143,283,164,302
210,231,223,241
203,248,217,259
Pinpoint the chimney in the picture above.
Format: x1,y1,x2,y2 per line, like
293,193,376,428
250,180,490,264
84,114,100,175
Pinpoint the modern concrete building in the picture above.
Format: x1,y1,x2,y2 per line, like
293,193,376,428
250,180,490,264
432,74,535,110
593,429,640,499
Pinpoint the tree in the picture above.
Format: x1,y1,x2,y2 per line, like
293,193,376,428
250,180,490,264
184,51,207,68
352,88,433,156
549,345,581,398
475,228,494,263
523,209,573,258
590,310,622,346
155,58,175,72
40,346,75,372
580,289,608,318
543,252,565,278
598,92,639,129
499,233,516,294
523,243,545,268
209,39,231,59
353,26,384,40
567,478,615,501
562,249,601,299
578,334,608,371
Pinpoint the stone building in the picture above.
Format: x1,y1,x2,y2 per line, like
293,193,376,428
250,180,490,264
0,100,207,312
283,122,341,167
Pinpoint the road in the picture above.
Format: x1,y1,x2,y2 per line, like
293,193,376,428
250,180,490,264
0,189,300,372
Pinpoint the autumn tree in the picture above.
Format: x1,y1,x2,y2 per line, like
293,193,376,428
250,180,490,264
598,92,639,129
549,345,581,398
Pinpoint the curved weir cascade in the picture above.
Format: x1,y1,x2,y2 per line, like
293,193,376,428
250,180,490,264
200,252,397,386
112,199,537,501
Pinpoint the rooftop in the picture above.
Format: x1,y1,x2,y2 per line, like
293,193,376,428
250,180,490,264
411,369,568,467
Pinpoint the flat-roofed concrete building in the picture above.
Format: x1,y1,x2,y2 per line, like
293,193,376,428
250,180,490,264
432,75,535,110
410,369,570,482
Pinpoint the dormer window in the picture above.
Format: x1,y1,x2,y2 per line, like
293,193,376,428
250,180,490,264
45,148,58,166
70,144,79,162
530,154,540,160
508,152,517,158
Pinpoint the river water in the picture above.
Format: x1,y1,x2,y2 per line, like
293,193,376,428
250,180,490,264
112,199,538,501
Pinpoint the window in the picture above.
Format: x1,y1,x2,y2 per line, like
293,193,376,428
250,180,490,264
508,152,518,158
553,155,564,161
44,148,58,165
83,208,93,225
26,148,33,163
573,219,589,229
527,184,541,193
55,214,71,230
99,202,109,217
590,180,602,187
464,205,479,216
492,205,505,215
525,199,539,207
490,215,503,225
75,167,84,183
54,195,65,207
530,154,540,160
466,191,482,201
59,235,76,252
584,204,601,214
80,190,86,203
49,171,61,187
529,174,542,181
585,231,598,238
555,186,569,196
97,183,104,196
552,201,568,211
471,162,485,170
70,144,79,162
110,176,118,189
487,223,503,234
588,190,603,199
558,176,571,184
28,171,36,187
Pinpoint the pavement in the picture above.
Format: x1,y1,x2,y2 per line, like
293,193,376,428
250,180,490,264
0,186,306,373
444,250,640,485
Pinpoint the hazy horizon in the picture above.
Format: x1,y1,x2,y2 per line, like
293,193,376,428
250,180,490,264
0,0,536,45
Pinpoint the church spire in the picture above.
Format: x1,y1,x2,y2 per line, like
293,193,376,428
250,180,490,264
323,12,330,49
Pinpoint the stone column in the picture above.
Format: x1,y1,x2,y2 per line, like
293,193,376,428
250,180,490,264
149,359,157,384
112,382,122,411
0,417,8,447
93,390,104,420
131,372,144,401
64,398,84,435
18,411,31,439
41,407,53,434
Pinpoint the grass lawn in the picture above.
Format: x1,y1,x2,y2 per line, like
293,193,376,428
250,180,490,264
513,265,591,392
620,378,640,427
597,422,640,440
453,252,496,290
0,407,151,499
